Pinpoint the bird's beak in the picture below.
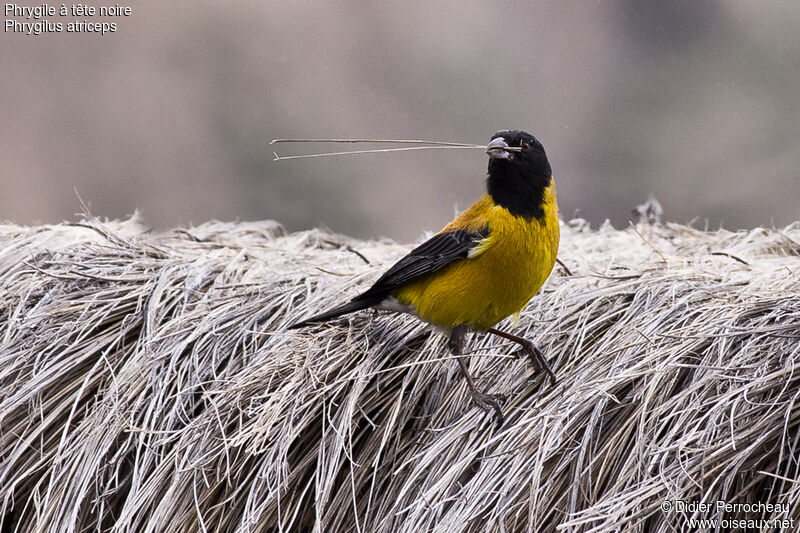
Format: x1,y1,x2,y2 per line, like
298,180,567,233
486,137,510,160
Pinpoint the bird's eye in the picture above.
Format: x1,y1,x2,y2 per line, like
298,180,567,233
520,142,530,152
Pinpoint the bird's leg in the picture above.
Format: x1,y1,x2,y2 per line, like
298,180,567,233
449,325,505,427
486,327,557,385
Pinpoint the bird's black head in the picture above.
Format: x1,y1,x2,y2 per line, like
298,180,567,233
485,130,552,219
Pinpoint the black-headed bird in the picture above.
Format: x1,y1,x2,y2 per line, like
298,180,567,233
289,130,560,425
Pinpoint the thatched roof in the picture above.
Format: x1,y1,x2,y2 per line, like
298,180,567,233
1,216,799,532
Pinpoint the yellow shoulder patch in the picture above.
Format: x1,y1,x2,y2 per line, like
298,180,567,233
467,233,492,258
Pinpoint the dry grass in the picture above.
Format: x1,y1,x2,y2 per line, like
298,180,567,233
1,215,799,532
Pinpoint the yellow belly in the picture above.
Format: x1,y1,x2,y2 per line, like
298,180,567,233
393,179,559,330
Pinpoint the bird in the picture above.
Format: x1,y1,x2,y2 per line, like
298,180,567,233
289,130,560,426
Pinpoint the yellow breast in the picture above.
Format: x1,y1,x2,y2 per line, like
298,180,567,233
393,178,559,330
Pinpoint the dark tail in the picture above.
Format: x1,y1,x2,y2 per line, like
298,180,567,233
287,296,382,330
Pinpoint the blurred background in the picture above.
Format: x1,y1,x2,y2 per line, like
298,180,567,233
2,0,798,241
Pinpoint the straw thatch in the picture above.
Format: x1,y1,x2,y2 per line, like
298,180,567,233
1,215,799,532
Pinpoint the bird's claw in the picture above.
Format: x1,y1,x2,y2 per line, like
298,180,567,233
468,389,506,428
513,340,557,386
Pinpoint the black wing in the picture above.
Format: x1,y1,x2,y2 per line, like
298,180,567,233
287,226,489,329
357,226,489,301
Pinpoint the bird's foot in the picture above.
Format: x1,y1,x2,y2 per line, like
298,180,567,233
486,327,557,386
513,340,557,386
467,388,506,428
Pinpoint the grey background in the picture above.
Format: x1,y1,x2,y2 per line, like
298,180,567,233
2,1,798,241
